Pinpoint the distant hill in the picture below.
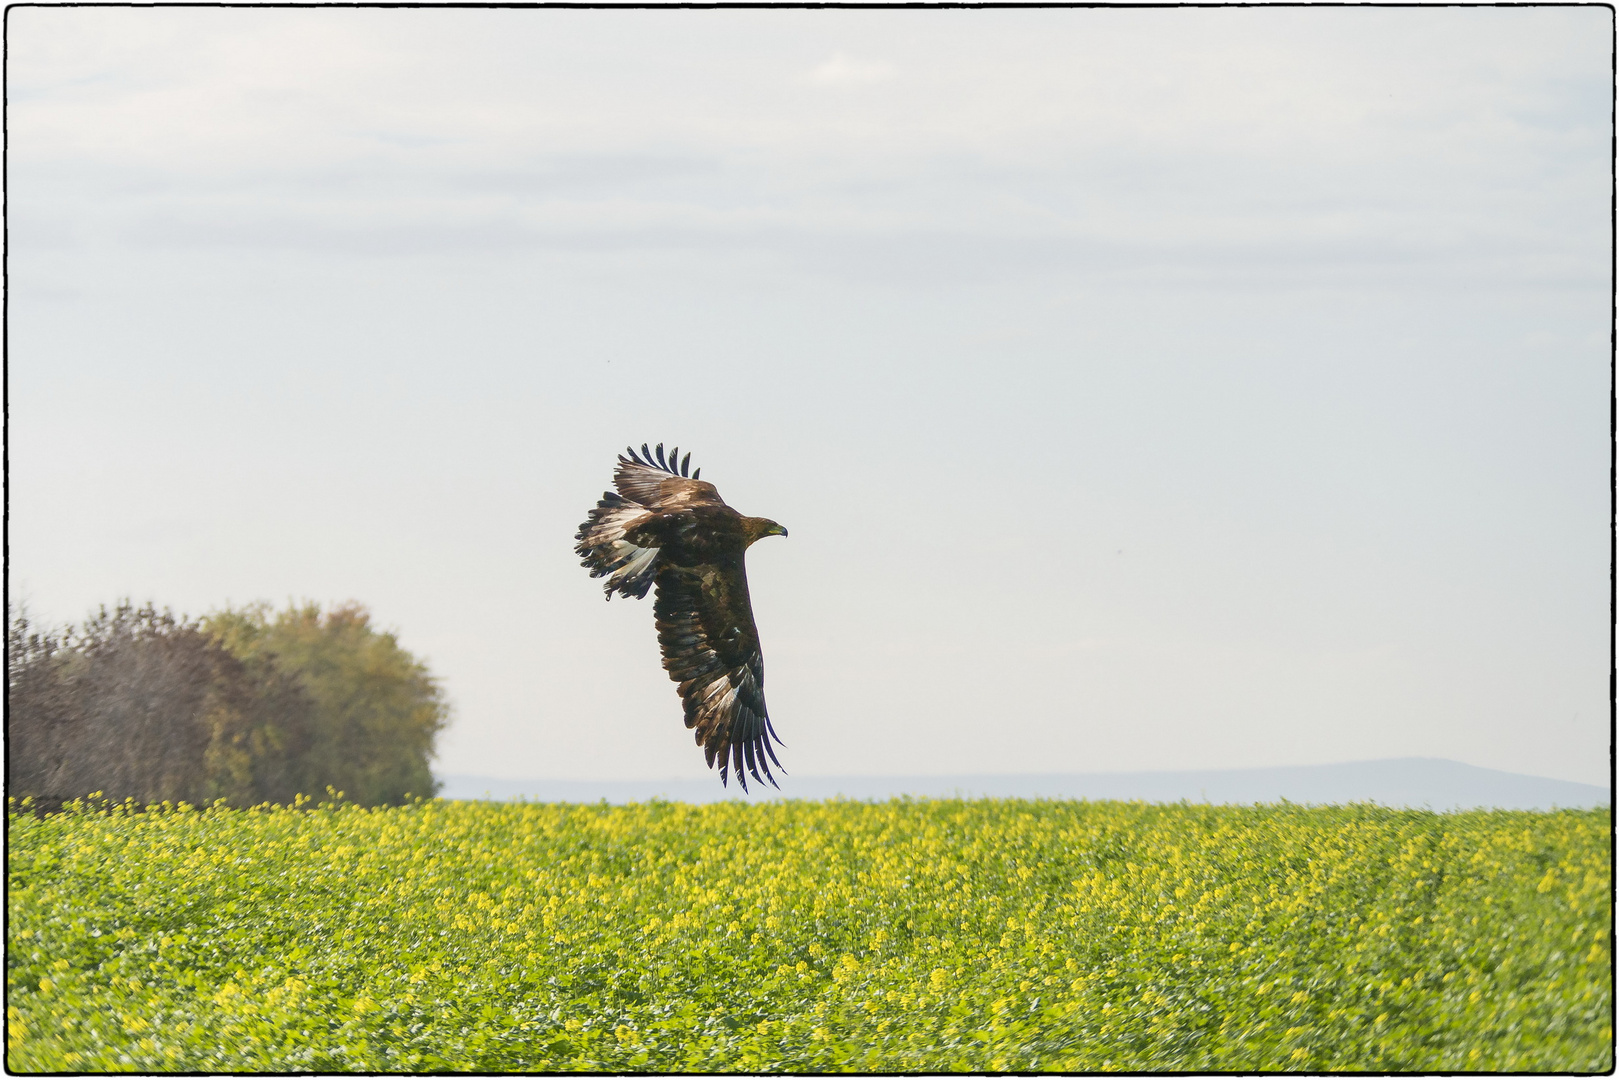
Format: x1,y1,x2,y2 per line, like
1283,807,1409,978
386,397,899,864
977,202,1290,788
438,757,1608,811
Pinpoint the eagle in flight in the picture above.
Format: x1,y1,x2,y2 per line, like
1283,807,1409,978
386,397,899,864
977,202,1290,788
575,443,788,790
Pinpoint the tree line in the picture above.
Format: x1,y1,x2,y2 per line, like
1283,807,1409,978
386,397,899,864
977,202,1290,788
8,600,448,809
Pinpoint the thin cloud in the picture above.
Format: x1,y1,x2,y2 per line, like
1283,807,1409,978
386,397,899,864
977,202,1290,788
808,52,896,85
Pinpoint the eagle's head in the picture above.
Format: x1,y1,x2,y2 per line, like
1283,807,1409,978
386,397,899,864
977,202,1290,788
743,517,789,545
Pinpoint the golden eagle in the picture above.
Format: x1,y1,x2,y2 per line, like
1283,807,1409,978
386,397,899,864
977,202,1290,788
575,443,788,790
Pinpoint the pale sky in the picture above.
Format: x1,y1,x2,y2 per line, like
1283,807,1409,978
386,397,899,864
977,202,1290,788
7,6,1611,788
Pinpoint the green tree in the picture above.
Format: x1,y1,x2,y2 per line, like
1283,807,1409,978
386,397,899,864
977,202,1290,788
205,602,447,805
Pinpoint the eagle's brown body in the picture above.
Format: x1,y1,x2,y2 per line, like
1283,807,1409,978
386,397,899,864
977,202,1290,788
574,444,787,790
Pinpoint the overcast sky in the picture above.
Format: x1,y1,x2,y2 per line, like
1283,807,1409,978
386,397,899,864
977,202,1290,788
8,6,1611,789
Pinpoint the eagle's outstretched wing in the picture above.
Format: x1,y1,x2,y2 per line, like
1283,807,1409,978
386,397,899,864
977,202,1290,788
612,443,724,512
575,444,723,600
654,566,784,791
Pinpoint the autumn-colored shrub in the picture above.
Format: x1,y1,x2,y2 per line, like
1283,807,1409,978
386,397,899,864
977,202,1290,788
7,600,445,809
6,603,313,809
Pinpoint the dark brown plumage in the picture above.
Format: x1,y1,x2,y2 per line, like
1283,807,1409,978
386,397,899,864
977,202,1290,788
574,443,787,790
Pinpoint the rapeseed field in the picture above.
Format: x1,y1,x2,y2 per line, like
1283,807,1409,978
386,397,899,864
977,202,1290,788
6,796,1610,1072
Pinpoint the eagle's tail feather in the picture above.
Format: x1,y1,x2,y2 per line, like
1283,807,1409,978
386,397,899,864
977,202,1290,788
574,492,660,600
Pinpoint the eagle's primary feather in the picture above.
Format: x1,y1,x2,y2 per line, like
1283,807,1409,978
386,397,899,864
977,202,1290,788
574,443,787,790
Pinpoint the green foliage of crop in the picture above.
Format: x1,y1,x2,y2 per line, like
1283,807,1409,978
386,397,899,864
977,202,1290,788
7,797,1610,1072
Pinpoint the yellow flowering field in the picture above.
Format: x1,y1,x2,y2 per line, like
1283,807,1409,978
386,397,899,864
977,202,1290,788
6,796,1611,1072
